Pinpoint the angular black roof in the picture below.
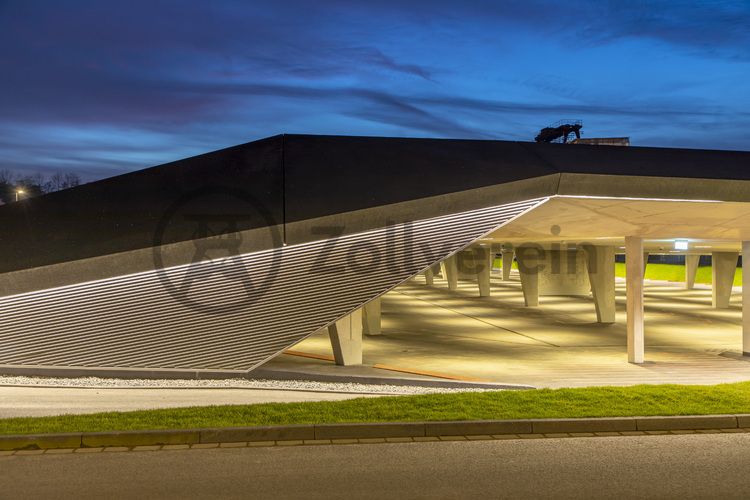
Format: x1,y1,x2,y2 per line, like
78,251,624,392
1,134,748,274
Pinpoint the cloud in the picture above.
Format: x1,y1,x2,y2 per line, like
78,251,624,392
359,0,750,60
0,0,747,181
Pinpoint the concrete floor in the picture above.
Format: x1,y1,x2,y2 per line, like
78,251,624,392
278,272,750,388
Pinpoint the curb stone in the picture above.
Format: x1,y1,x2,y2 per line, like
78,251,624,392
82,430,200,448
201,425,313,443
0,433,82,451
635,415,737,431
316,422,425,440
425,419,533,436
532,417,637,434
0,414,747,451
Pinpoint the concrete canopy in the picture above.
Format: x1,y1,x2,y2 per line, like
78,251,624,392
1,134,749,278
1,134,749,375
484,196,750,253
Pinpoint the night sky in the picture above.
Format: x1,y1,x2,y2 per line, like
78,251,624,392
1,1,748,181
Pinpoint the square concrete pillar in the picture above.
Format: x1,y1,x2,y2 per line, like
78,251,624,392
473,246,492,297
456,250,475,281
328,309,363,365
685,254,700,290
584,245,616,324
501,251,513,281
516,246,540,307
362,298,381,336
423,267,435,285
625,236,644,364
430,262,442,277
743,242,750,356
712,251,739,309
442,254,458,291
538,248,590,297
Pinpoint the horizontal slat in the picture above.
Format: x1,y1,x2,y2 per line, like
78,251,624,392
0,198,545,371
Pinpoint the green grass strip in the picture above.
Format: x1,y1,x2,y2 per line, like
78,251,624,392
491,260,742,286
2,382,750,436
615,262,742,286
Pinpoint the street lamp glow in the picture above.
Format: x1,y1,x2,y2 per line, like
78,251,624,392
15,189,25,202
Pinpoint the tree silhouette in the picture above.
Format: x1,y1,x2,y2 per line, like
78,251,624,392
0,170,82,204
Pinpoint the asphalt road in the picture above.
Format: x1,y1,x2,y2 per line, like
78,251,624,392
2,433,750,499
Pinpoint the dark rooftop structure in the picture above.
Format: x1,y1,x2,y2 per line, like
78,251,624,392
1,134,750,376
1,134,749,275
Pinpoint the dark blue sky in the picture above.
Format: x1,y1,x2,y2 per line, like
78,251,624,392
1,0,748,181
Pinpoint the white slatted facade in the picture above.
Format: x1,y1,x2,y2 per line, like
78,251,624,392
0,198,545,373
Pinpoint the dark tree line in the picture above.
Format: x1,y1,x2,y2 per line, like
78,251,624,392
0,169,81,204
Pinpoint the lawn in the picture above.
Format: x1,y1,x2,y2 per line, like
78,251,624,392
492,259,742,287
3,382,750,436
615,262,742,286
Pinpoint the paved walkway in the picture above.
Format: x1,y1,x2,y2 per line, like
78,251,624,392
0,387,376,418
278,273,750,388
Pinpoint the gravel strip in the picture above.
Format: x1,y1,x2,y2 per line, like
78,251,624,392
0,376,496,395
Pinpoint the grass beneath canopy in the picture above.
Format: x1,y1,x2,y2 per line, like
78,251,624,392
614,262,742,286
2,382,750,436
492,259,742,286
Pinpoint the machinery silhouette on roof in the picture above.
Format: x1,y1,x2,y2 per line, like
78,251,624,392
535,119,583,144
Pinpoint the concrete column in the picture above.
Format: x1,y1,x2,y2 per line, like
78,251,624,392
501,251,513,281
625,236,644,364
473,246,492,297
328,309,363,365
538,248,590,296
430,263,442,277
456,251,475,281
584,245,616,324
516,246,540,307
442,254,458,291
743,243,750,356
362,298,381,336
423,267,435,285
685,254,700,290
712,251,739,309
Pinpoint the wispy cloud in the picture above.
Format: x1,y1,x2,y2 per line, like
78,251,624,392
0,0,747,180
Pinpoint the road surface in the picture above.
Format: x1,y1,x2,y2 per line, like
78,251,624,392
2,433,750,498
